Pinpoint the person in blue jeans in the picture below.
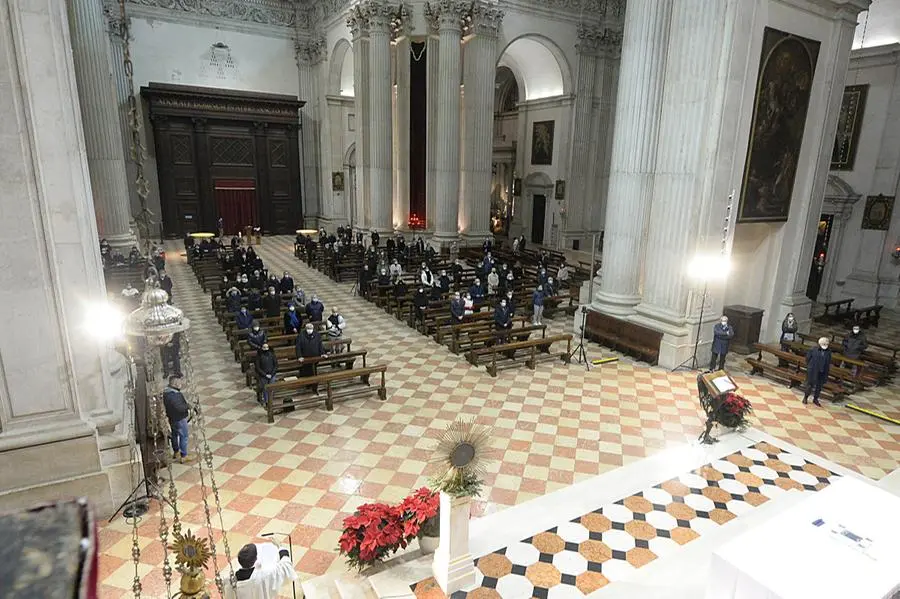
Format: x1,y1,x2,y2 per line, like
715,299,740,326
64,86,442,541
163,377,193,464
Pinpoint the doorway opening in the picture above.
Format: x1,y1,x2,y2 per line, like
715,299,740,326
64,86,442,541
805,214,833,302
532,194,546,245
214,179,257,235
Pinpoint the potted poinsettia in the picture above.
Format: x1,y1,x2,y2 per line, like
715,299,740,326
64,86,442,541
716,391,752,430
400,487,440,554
338,502,408,572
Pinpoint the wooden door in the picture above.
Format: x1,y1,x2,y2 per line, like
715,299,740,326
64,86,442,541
531,194,546,245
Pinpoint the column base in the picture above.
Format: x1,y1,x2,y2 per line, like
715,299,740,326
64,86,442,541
592,290,641,318
104,231,137,252
431,232,460,250
460,230,492,247
433,551,476,595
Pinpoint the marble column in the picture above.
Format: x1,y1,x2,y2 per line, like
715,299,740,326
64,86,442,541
297,37,327,228
0,0,132,517
588,39,621,237
394,33,411,231
429,1,468,245
365,1,395,235
425,27,440,232
636,1,733,322
348,8,371,231
68,0,135,250
566,25,602,248
460,2,503,244
593,0,673,315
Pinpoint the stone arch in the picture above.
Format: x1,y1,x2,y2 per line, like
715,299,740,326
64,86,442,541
329,38,353,96
497,34,571,100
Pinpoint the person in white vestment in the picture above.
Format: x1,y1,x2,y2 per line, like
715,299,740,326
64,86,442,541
225,541,297,599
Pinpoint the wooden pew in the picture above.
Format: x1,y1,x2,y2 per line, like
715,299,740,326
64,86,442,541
240,337,349,373
746,344,849,401
247,350,367,389
265,364,388,422
584,310,663,365
782,342,869,390
797,332,892,383
846,304,883,328
467,334,572,377
815,298,854,324
454,323,546,355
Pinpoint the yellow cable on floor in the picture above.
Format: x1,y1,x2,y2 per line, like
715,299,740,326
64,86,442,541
592,357,619,365
846,404,900,425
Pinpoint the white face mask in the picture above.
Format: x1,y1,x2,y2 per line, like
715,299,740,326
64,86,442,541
819,343,828,350
852,328,860,334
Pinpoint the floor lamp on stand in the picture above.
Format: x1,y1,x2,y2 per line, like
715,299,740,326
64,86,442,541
570,233,599,370
672,255,730,373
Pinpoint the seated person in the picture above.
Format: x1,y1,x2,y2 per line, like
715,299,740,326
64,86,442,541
292,286,306,308
246,287,262,311
389,259,403,278
121,282,141,307
235,306,254,330
393,278,408,300
283,304,301,335
325,307,347,352
247,323,267,351
226,287,243,313
437,270,451,294
841,325,867,375
306,295,325,322
279,271,294,294
226,541,297,599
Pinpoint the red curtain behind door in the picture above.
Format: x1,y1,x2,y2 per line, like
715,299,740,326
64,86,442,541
214,179,257,235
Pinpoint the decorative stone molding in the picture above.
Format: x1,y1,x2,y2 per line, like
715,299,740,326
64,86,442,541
347,5,369,39
296,36,328,66
467,1,504,38
103,1,129,41
126,0,297,28
577,24,622,57
424,0,469,33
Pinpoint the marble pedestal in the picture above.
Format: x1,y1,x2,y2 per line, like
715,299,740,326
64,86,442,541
432,493,476,594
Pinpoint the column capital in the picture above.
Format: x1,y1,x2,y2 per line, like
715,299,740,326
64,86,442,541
424,0,469,33
295,36,328,66
347,5,369,39
467,1,504,38
577,24,622,57
102,1,129,42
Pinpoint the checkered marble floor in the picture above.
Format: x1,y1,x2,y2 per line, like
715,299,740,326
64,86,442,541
96,236,900,598
410,440,838,599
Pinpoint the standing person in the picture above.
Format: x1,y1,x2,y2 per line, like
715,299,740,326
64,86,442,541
283,304,301,335
487,268,500,296
494,298,512,331
780,313,798,351
450,291,465,323
532,284,545,325
709,315,734,371
161,332,182,378
159,270,174,304
293,286,306,309
279,271,294,294
227,541,297,599
306,295,325,323
557,263,570,289
413,287,429,328
295,323,327,390
841,325,867,376
246,286,262,311
371,230,380,247
505,290,516,316
469,278,486,305
121,282,141,308
163,377,193,464
255,343,278,405
803,337,832,406
325,307,347,352
437,269,451,294
263,287,282,318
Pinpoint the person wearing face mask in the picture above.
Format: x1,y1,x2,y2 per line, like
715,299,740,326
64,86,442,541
487,268,500,296
494,298,512,331
389,259,403,278
709,315,734,371
226,287,243,313
247,323,267,351
306,295,325,322
296,323,327,388
469,278,486,305
255,342,279,405
780,313,798,351
841,325,867,376
236,306,254,330
283,303,301,334
532,284,545,325
246,286,262,311
803,337,832,406
438,270,451,294
420,265,434,288
279,271,294,294
263,287,281,318
378,268,391,286
450,292,465,323
325,307,347,351
505,290,516,316
413,287,429,327
293,286,306,308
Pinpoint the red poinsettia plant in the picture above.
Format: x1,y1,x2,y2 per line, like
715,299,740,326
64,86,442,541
718,392,752,429
338,488,439,571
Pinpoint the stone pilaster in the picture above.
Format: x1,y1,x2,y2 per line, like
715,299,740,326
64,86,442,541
427,0,468,245
297,36,327,228
394,29,411,231
69,0,135,250
460,2,503,244
348,7,371,230
425,16,440,232
593,0,673,315
588,37,621,236
365,0,396,235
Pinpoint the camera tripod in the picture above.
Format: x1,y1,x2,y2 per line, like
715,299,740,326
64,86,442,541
108,447,174,522
570,306,591,371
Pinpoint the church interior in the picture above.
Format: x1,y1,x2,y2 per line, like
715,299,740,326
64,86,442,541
1,0,899,597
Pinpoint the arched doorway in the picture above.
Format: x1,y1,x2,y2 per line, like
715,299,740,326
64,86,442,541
808,175,861,301
522,171,554,245
344,143,356,228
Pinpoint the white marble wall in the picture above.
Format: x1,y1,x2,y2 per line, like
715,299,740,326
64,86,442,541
0,0,130,516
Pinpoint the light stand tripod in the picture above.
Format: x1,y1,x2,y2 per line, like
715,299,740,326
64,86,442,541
672,281,709,373
570,305,591,370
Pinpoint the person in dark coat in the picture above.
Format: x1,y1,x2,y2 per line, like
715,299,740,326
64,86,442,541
505,290,516,316
709,315,734,371
255,343,278,405
371,230,380,247
163,377,193,463
279,271,294,294
246,286,262,311
283,304,301,335
159,270,174,304
413,287,429,327
841,325,867,376
262,287,281,318
306,295,325,322
437,270,451,294
469,278,486,305
358,265,371,298
226,287,242,313
494,298,512,331
780,313,798,351
161,332,182,378
235,306,253,330
247,323,267,351
803,337,832,406
532,284,545,325
450,292,465,323
295,323,327,389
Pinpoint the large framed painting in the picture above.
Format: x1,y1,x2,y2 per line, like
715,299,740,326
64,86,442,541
861,195,894,230
531,120,555,165
737,27,820,223
831,84,868,170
